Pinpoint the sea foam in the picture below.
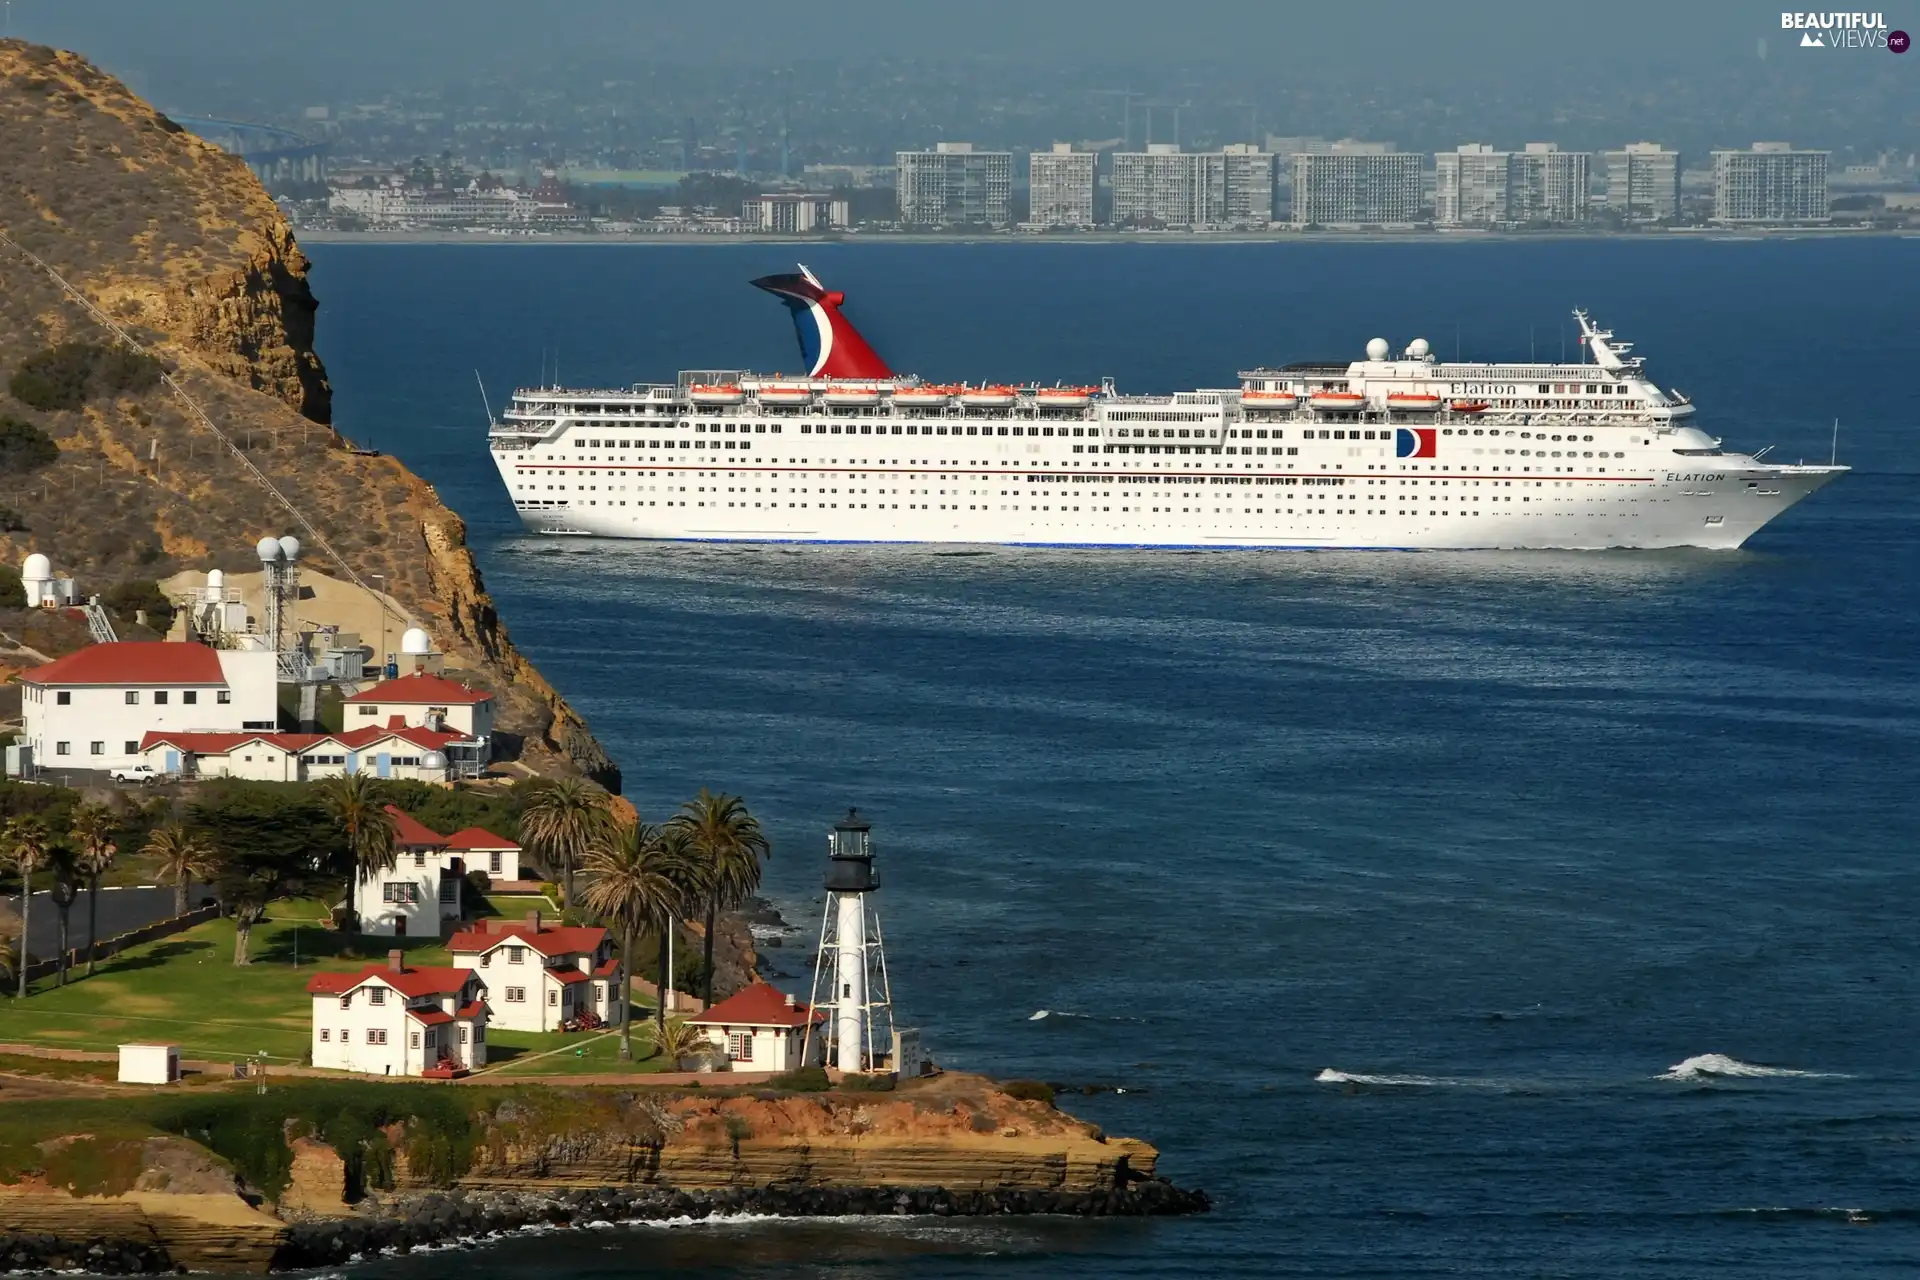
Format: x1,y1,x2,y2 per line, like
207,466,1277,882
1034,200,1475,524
1659,1053,1847,1081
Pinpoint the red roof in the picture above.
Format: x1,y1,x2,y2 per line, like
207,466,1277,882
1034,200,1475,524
446,920,608,958
305,964,475,999
140,725,468,756
27,642,226,687
443,827,518,852
456,1001,485,1019
592,959,622,978
408,1008,455,1026
384,805,448,848
552,969,589,986
344,672,493,706
690,981,818,1028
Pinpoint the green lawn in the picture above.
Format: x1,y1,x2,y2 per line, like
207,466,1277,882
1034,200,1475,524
0,900,454,1065
481,1022,668,1076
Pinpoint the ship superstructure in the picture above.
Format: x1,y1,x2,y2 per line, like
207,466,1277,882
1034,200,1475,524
486,266,1843,550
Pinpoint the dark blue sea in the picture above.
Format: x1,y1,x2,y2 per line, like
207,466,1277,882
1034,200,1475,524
308,238,1919,1279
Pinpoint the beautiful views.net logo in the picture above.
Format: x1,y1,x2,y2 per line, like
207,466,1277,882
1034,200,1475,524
1780,12,1908,50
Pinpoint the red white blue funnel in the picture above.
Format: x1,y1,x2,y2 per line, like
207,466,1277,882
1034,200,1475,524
750,264,894,380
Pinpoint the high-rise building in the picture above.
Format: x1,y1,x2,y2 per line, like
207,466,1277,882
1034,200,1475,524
1509,143,1589,223
1712,143,1829,222
895,142,1013,227
1027,142,1096,227
741,193,851,233
1112,144,1225,227
1221,143,1276,225
1290,152,1424,227
1603,143,1682,221
1435,144,1510,226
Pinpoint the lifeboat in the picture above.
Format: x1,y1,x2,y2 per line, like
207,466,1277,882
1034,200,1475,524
958,384,1019,409
892,384,954,406
1308,391,1367,413
1034,385,1097,409
1242,389,1299,408
1385,392,1443,413
687,383,746,406
754,383,814,406
821,383,884,407
1448,399,1492,414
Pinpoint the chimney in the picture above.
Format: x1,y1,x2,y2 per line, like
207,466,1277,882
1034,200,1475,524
526,909,542,931
784,992,797,1008
388,949,404,972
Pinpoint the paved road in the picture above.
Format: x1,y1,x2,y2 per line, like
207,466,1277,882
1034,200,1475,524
4,884,206,958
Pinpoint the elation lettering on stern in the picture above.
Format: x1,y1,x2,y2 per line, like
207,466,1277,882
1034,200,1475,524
1781,11,1894,47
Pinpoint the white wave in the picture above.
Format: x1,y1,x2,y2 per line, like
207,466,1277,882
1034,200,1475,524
1659,1053,1848,1081
1314,1068,1500,1088
1028,1009,1053,1021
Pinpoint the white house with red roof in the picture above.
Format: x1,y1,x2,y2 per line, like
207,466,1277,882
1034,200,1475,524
687,981,824,1072
351,806,470,937
442,827,522,883
137,724,469,783
19,641,278,772
343,672,495,757
305,951,489,1076
447,912,621,1032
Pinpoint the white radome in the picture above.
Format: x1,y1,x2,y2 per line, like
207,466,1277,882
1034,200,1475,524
400,627,432,655
255,536,283,562
421,751,449,771
1365,337,1390,361
277,535,302,561
207,568,225,590
21,552,51,581
1407,338,1431,358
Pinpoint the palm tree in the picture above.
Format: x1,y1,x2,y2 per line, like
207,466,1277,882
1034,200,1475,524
519,776,613,908
316,773,398,892
70,803,118,977
646,1016,706,1071
46,844,82,987
0,912,20,991
144,823,214,916
4,816,50,999
671,790,770,1007
579,818,686,1061
650,824,707,1030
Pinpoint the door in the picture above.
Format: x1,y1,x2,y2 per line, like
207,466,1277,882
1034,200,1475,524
345,751,358,775
394,915,406,937
164,750,179,774
376,753,391,779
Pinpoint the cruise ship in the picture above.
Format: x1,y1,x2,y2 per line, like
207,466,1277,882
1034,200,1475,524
487,266,1844,550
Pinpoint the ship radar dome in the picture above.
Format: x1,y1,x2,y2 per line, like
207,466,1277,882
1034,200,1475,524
400,627,432,655
255,536,283,562
1408,337,1431,358
22,553,51,581
1365,337,1390,361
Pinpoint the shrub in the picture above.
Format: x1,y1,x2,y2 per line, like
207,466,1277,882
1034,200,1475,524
768,1066,829,1093
0,415,58,471
839,1072,896,1093
0,506,24,533
0,571,23,609
8,342,162,412
1001,1080,1056,1106
102,579,174,630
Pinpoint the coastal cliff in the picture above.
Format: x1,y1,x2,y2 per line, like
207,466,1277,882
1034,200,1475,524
0,1075,1203,1272
0,40,614,785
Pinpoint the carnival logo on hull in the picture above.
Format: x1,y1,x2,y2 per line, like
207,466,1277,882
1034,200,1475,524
1781,11,1898,48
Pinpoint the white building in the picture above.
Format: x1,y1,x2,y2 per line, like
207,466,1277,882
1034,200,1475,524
443,827,523,883
1290,152,1425,227
1111,145,1273,229
306,953,488,1076
138,724,468,783
342,672,494,753
1027,142,1096,227
688,981,823,1072
352,806,466,938
895,142,1013,227
1713,143,1830,223
447,913,621,1032
742,193,851,233
1435,144,1511,225
1604,142,1682,221
20,641,279,773
1509,143,1589,224
1221,144,1276,226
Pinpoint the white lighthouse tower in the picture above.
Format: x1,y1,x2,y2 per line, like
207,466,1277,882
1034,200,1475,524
804,809,897,1075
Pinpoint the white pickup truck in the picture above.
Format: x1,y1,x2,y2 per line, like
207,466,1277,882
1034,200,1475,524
108,764,157,784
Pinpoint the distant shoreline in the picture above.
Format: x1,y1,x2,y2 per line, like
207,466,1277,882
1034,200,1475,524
294,227,1920,247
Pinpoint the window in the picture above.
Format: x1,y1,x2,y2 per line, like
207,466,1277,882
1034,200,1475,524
489,851,502,874
474,1024,484,1043
124,741,138,754
410,1032,420,1048
339,995,351,1009
413,851,426,868
183,691,197,705
321,1028,331,1041
55,691,69,705
548,989,558,1006
439,879,456,903
154,691,168,706
506,986,526,1002
217,691,231,704
368,1029,388,1045
459,1026,469,1044
357,705,379,716
369,988,386,1005
509,946,525,964
90,742,103,756
480,952,492,967
381,883,418,903
55,742,70,756
593,983,604,1002
728,1031,754,1062
125,691,139,705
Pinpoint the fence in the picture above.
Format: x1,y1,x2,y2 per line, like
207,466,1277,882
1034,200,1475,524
17,903,219,984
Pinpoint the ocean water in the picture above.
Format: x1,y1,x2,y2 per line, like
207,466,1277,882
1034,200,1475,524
309,239,1919,1278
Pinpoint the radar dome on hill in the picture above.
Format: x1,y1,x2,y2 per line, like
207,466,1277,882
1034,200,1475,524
206,568,225,591
278,535,302,561
255,536,283,562
1366,337,1390,361
400,627,433,656
22,553,52,582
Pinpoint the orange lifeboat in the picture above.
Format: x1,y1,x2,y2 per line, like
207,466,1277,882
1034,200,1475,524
755,382,814,406
821,383,884,407
1242,389,1299,408
1308,390,1367,413
893,383,955,406
1386,392,1443,413
958,384,1019,409
1034,385,1098,409
1449,399,1492,414
687,383,746,406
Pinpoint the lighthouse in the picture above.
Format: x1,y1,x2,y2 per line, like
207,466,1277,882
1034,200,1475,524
804,809,896,1075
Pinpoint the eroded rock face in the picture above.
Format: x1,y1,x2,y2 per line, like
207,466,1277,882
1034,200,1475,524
0,38,617,786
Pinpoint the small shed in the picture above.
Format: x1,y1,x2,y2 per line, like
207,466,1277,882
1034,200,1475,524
118,1043,180,1084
